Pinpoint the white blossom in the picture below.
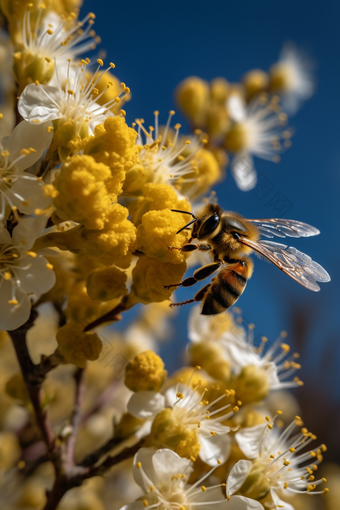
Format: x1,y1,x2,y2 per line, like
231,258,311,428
120,448,264,510
0,215,56,330
227,416,328,509
0,120,53,228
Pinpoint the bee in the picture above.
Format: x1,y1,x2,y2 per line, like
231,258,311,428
165,204,330,315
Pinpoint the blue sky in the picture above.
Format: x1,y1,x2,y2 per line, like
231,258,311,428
81,0,340,403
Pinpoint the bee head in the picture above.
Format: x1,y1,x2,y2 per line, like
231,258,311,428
222,214,257,254
194,204,223,240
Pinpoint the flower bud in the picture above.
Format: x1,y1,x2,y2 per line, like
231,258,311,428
87,266,128,301
242,69,269,101
190,343,231,382
56,322,102,368
150,407,201,460
210,77,230,103
175,76,209,126
233,365,270,404
125,351,167,392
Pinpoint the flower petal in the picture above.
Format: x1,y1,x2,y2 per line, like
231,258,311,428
8,178,52,214
227,496,264,510
12,215,48,250
18,84,61,124
227,460,253,497
231,153,257,191
152,448,192,486
7,120,53,171
119,503,144,510
199,433,231,466
235,424,265,459
133,448,158,491
18,255,56,295
127,391,165,419
271,489,295,510
0,279,31,331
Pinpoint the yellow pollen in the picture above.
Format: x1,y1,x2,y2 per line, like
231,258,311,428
47,126,54,132
137,462,142,469
309,451,316,458
0,113,3,119
307,484,316,492
217,460,221,465
67,89,74,95
143,500,148,508
195,366,201,370
210,431,216,436
47,29,53,35
150,485,154,491
280,343,290,352
176,392,184,399
35,80,40,86
97,59,104,66
323,488,329,495
289,448,295,453
321,444,327,452
46,263,54,270
277,410,282,415
270,455,275,459
29,148,37,153
169,110,175,115
233,406,239,413
8,299,18,305
265,416,271,422
267,424,273,430
322,478,327,482
309,476,315,481
201,486,206,492
284,483,288,489
190,456,196,462
1,150,9,157
20,149,30,156
283,461,290,466
27,251,37,258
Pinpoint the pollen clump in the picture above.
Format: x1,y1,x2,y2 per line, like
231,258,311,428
53,155,114,230
56,322,103,368
233,365,271,404
84,116,139,195
150,408,201,460
129,182,191,226
136,209,191,264
131,256,187,304
125,351,167,392
86,265,128,301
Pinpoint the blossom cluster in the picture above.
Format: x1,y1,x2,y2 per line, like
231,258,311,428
0,1,333,510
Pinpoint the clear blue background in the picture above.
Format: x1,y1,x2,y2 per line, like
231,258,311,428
82,0,340,457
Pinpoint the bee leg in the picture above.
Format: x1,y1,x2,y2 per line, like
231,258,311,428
169,284,210,308
169,243,211,252
164,261,221,290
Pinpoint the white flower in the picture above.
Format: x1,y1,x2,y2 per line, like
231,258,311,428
136,111,204,197
269,44,315,116
120,447,264,510
188,305,303,391
21,8,99,64
128,369,238,466
0,215,56,330
227,416,328,509
0,120,53,226
18,59,129,135
225,93,291,191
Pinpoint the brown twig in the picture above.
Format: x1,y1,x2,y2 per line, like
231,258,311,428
66,367,85,467
83,439,144,478
8,311,55,454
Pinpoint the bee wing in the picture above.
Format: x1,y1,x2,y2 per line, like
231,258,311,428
246,219,320,239
239,237,330,292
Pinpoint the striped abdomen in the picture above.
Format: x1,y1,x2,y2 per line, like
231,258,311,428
201,261,249,315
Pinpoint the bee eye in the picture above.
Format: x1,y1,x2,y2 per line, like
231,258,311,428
199,213,220,238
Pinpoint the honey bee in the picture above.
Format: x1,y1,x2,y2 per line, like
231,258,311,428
165,204,330,315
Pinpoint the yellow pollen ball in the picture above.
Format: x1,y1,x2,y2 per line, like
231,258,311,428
125,351,167,392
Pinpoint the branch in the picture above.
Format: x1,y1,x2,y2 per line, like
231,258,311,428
66,367,85,467
8,311,55,455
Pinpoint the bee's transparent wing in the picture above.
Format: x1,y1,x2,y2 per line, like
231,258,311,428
247,218,320,238
239,238,330,292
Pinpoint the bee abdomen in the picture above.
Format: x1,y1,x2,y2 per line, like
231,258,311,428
201,265,248,315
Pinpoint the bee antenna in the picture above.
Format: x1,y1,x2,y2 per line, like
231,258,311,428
176,218,198,234
171,209,197,219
